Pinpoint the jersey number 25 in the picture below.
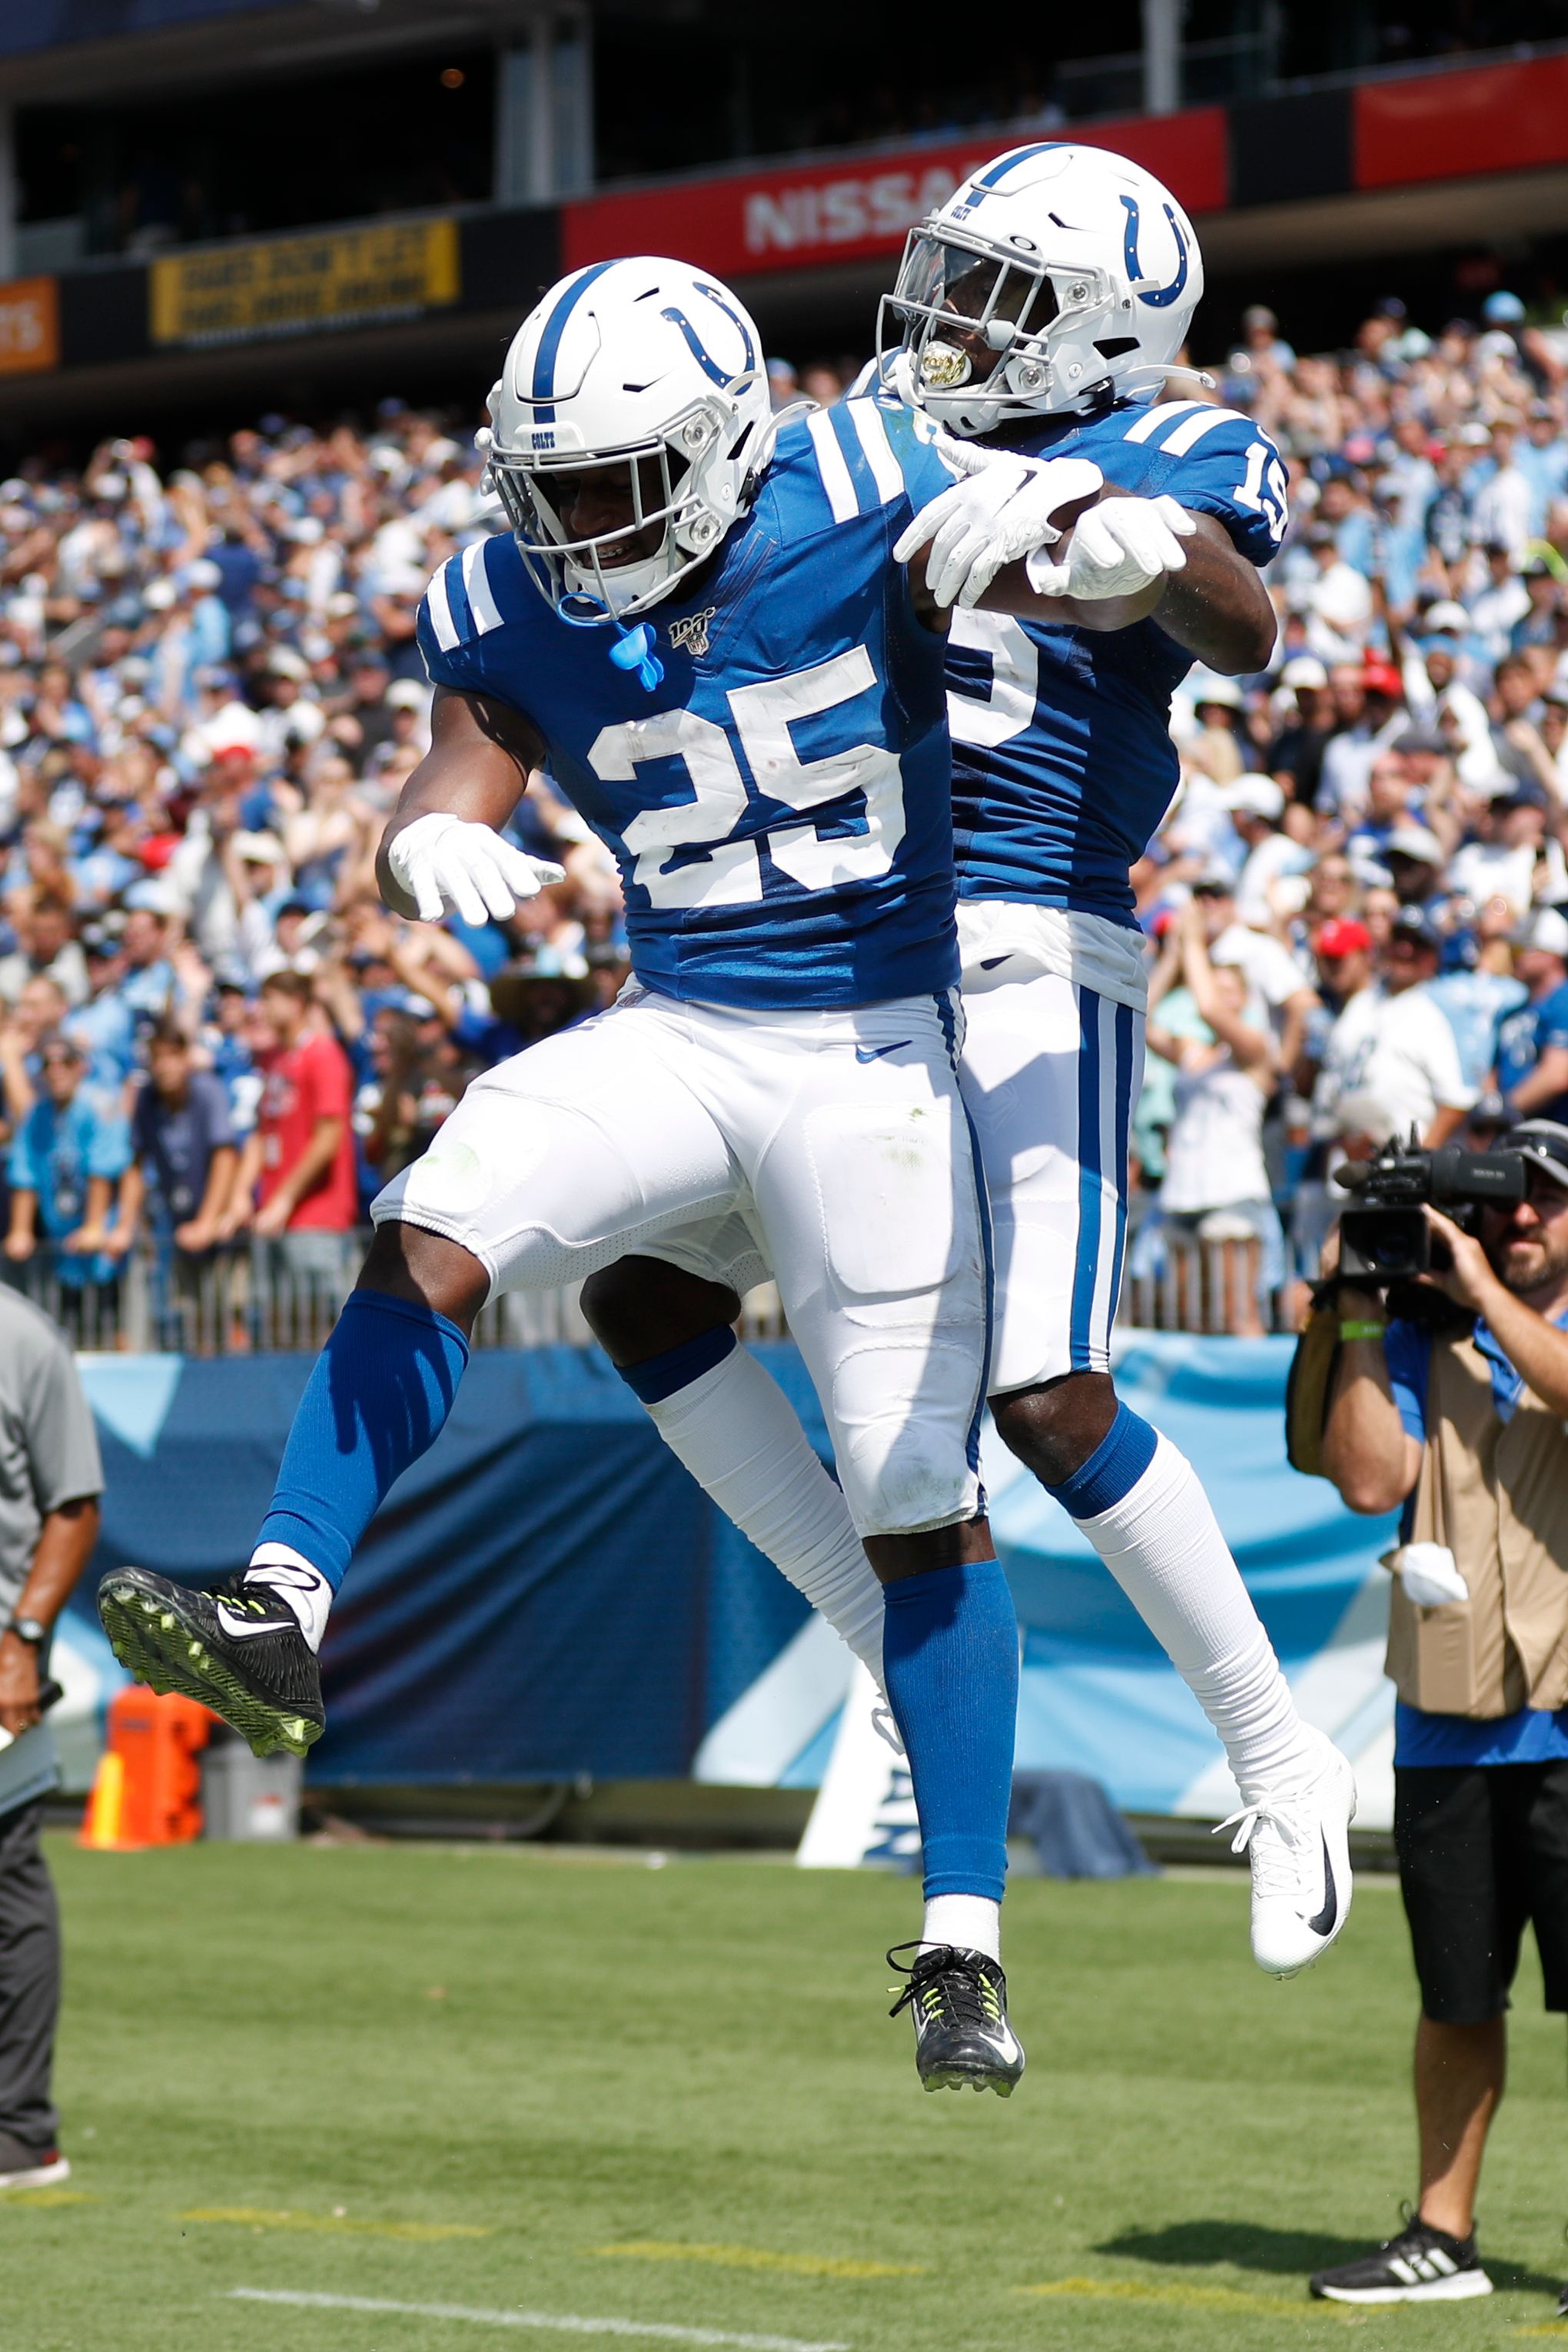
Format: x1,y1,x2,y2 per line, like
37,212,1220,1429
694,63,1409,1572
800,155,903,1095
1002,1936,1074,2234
589,646,906,909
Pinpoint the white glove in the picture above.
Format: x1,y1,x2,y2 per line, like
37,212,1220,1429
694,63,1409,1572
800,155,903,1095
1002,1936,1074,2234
1381,1542,1470,1611
1027,491,1196,601
892,438,1105,610
387,812,564,927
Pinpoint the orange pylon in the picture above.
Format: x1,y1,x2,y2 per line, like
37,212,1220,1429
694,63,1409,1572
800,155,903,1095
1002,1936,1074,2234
78,1749,141,1851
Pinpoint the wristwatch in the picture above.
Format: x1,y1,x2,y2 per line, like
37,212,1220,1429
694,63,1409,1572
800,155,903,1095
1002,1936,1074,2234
5,1616,46,1647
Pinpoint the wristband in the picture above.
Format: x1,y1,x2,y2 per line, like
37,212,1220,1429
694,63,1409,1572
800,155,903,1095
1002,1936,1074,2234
1339,1318,1387,1343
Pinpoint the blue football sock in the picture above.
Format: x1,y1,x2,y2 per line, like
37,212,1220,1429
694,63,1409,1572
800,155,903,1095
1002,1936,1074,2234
881,1558,1018,1904
255,1289,470,1591
1044,1400,1158,1518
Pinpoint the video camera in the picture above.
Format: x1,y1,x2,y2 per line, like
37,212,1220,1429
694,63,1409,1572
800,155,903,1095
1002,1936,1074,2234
1334,1134,1526,1284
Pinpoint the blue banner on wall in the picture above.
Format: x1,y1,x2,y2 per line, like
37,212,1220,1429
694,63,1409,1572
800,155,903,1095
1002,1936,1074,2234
68,1337,1399,1822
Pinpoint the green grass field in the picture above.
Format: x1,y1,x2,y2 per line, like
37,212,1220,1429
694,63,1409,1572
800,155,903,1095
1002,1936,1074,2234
9,1839,1567,2351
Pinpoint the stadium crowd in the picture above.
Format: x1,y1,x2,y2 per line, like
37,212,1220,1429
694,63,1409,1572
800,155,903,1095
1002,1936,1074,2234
3,286,1568,1338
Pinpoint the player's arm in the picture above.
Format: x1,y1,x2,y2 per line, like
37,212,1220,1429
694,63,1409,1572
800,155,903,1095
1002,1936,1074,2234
1134,508,1277,675
897,431,1278,669
899,457,1168,636
908,546,1163,636
963,497,1275,666
377,686,559,925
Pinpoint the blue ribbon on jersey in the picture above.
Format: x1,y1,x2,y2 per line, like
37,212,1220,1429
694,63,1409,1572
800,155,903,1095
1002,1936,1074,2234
558,593,665,693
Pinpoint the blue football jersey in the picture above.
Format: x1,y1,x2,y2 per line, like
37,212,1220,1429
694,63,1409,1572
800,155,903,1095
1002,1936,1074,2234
942,397,1288,926
417,398,960,1011
1497,979,1568,1120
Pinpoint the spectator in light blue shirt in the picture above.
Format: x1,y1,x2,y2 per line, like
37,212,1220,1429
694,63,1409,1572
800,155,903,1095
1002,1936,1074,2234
1516,406,1568,531
114,905,180,1032
1427,903,1526,1092
3,1035,132,1291
63,932,138,1088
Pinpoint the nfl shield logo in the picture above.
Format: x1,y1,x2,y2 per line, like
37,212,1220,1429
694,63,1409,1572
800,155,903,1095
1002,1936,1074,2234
667,606,717,658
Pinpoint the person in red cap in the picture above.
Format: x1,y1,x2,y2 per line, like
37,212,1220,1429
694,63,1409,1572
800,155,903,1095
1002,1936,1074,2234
1314,915,1374,998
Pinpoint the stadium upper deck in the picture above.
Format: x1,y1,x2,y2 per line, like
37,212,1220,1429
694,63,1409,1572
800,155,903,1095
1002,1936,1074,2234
5,2,1568,430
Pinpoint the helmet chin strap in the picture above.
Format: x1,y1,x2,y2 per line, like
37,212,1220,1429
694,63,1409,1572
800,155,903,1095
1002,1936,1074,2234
565,553,669,615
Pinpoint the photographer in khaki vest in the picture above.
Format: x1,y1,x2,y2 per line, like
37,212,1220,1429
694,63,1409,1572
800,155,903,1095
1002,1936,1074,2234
1311,1118,1568,2310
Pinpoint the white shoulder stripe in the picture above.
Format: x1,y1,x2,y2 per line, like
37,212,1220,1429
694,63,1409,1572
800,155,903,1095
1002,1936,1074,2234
1121,400,1208,446
424,562,459,653
807,407,859,524
846,400,904,506
461,537,505,636
1160,404,1252,458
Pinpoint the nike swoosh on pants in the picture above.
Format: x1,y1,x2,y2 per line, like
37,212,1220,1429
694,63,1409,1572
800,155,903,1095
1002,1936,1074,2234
1307,1833,1338,1936
855,1041,912,1062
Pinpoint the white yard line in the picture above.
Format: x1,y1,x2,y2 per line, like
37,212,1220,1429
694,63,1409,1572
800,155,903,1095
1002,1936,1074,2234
225,2288,849,2352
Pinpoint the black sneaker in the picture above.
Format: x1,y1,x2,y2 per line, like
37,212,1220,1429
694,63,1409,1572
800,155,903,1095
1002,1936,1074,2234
1310,2214,1491,2304
887,1943,1025,2096
97,1566,324,1759
0,2132,68,2191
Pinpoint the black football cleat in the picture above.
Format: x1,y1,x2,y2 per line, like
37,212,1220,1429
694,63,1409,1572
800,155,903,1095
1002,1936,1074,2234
97,1566,324,1759
888,1943,1025,2096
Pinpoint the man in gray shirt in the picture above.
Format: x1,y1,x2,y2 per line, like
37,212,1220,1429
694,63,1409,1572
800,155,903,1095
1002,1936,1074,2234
0,1287,102,2189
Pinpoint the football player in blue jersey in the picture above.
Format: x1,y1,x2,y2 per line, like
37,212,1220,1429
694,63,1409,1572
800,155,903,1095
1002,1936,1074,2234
579,150,1357,1985
98,255,1158,2095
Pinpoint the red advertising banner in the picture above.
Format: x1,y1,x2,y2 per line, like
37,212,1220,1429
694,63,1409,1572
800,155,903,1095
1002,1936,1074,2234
1356,53,1568,190
563,113,1227,283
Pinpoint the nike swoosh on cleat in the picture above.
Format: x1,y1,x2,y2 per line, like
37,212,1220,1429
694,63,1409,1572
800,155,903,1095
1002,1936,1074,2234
855,1040,912,1062
1307,1832,1338,1937
214,1603,286,1642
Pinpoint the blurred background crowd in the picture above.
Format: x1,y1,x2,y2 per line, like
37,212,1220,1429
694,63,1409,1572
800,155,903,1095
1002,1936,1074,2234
6,284,1568,1340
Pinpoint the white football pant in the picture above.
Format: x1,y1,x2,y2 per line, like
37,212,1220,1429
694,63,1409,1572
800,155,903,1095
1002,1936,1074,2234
952,899,1147,1391
372,982,988,1539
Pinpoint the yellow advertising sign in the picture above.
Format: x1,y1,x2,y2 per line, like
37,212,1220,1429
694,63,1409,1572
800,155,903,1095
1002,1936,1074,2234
150,218,459,347
0,277,59,376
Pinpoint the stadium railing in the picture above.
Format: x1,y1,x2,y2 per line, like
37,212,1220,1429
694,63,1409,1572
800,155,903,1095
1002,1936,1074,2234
0,1237,792,1354
0,1231,1303,1351
1120,1239,1299,1337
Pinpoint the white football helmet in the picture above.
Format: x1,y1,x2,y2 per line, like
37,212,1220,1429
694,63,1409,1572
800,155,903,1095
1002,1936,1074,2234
483,257,772,620
879,142,1205,436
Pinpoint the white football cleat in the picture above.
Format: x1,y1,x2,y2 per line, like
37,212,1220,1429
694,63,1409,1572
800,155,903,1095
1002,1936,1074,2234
1217,1728,1357,1977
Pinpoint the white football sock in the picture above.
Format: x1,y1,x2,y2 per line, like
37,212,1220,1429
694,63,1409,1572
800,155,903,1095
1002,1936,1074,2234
643,1345,885,1685
1069,1433,1316,1800
922,1893,1001,1962
246,1545,333,1654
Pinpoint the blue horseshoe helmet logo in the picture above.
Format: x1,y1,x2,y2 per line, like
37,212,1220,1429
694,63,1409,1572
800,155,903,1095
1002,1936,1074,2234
661,284,757,384
1119,194,1190,309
